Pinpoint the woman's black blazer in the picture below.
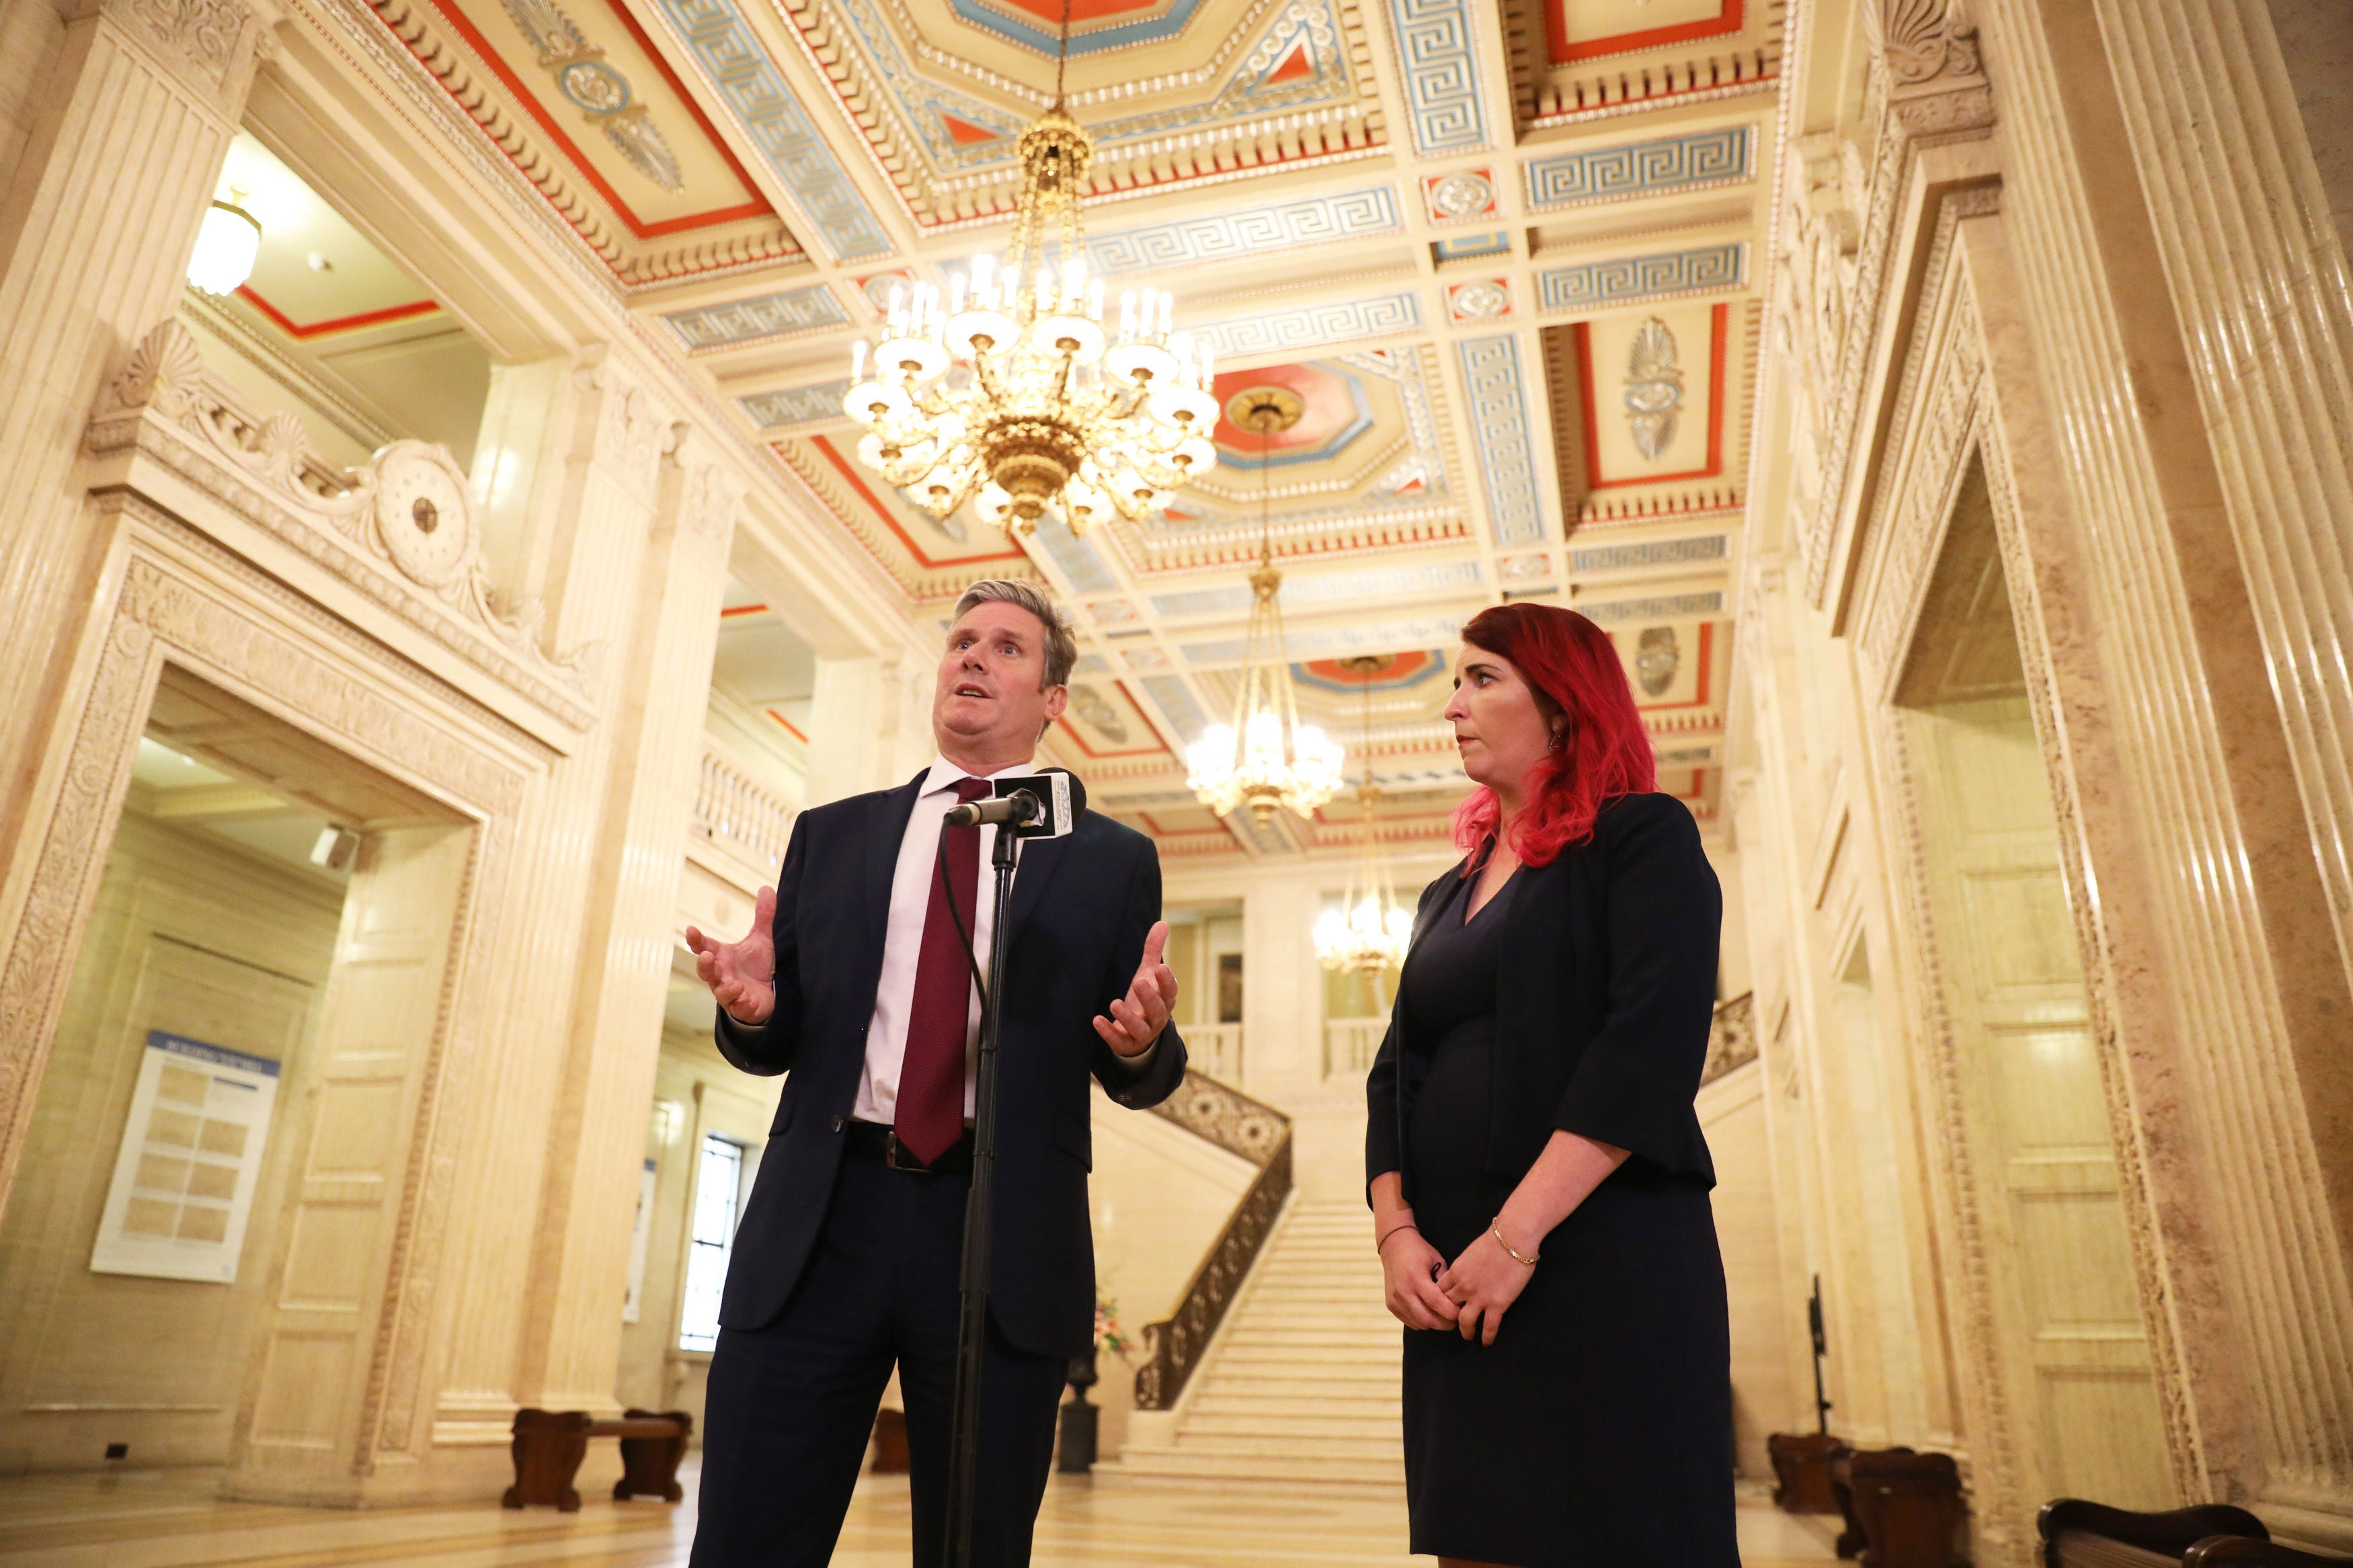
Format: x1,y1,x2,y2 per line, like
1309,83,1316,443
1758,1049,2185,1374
1366,790,1722,1200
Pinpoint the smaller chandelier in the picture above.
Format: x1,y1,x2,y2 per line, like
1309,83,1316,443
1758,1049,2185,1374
1314,658,1412,975
1185,386,1345,825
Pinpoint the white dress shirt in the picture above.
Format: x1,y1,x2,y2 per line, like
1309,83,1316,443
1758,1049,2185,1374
854,755,1033,1125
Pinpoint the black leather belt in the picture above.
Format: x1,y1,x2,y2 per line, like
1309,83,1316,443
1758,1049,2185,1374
842,1119,974,1175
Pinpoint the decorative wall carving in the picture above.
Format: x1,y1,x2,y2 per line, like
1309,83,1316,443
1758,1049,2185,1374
104,0,268,106
87,322,600,732
1788,44,1994,610
1876,0,1979,85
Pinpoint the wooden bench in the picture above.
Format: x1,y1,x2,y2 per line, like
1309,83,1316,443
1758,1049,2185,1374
2040,1499,2351,1567
502,1407,692,1512
1770,1430,1845,1514
1831,1445,1969,1567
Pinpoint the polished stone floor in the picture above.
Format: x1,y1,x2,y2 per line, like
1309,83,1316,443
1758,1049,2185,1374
0,1462,1842,1565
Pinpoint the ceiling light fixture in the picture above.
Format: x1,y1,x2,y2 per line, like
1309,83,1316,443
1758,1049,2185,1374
1313,657,1413,978
1185,388,1344,826
188,185,261,296
840,0,1218,536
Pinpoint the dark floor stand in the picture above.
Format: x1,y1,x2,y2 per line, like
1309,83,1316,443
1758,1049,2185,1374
1057,1352,1099,1474
502,1407,692,1511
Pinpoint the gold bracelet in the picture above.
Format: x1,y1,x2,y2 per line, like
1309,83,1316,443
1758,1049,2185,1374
1490,1221,1539,1266
1375,1223,1419,1255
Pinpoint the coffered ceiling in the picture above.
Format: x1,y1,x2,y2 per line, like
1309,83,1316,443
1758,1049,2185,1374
346,0,1779,854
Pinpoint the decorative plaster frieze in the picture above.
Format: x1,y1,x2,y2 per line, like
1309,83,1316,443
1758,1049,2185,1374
648,0,896,262
661,284,850,352
1386,0,1488,157
85,322,601,731
1188,291,1422,359
1570,534,1729,572
737,380,853,429
1540,242,1749,313
1455,333,1548,548
1573,590,1724,624
1523,126,1755,212
1086,185,1402,274
354,0,800,283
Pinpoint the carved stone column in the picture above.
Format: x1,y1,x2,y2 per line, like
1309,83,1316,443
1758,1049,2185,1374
0,0,271,936
407,358,678,1474
1965,0,2353,1536
2091,0,2353,1290
527,437,740,1411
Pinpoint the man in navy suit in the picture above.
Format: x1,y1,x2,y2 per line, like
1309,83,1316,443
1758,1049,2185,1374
682,579,1185,1567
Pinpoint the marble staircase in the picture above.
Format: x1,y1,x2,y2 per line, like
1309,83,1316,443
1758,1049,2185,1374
1110,1200,1405,1491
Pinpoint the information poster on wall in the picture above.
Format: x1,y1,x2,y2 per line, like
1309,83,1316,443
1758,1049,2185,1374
89,1031,281,1284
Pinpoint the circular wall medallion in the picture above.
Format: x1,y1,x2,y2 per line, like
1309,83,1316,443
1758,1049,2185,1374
1449,281,1510,321
1222,385,1306,436
1428,171,1495,220
558,60,631,114
372,443,474,588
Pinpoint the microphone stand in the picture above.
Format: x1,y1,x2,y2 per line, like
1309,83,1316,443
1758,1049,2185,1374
944,821,1020,1568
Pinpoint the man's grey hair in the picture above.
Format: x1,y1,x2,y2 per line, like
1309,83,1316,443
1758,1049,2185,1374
953,579,1078,690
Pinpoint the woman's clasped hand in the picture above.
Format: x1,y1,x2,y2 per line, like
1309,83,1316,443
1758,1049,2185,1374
1380,1223,1542,1346
1433,1227,1538,1348
1377,1224,1456,1331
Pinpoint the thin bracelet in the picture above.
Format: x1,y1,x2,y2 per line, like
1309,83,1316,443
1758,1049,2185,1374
1375,1223,1420,1255
1489,1221,1540,1267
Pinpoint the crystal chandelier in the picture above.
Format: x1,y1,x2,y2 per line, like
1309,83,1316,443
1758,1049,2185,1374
1185,388,1345,825
1314,659,1414,975
839,8,1218,536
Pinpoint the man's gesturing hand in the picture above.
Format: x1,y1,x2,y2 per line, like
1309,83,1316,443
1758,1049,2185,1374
685,886,778,1026
1092,918,1176,1057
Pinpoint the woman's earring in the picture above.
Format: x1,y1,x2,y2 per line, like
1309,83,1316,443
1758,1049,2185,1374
1547,729,1566,752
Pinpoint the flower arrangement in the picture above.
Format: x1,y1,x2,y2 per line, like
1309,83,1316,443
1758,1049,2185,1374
1094,1290,1135,1362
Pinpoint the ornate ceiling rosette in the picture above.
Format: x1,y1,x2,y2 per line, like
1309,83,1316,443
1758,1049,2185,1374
772,0,1386,226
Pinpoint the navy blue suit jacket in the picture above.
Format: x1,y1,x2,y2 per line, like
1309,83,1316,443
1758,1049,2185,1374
712,768,1187,1357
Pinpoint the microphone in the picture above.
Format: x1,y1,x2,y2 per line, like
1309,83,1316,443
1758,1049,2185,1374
943,771,1086,837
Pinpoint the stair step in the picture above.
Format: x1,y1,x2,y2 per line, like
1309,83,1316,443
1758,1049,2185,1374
1176,1419,1393,1438
1190,1391,1400,1415
1111,1450,1404,1484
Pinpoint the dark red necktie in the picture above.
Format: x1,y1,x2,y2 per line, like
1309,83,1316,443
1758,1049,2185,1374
896,776,992,1163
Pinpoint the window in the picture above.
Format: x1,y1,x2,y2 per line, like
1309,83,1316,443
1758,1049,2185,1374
676,1132,744,1353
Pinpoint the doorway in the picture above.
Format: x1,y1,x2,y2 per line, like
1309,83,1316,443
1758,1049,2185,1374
1894,458,2172,1508
0,665,470,1485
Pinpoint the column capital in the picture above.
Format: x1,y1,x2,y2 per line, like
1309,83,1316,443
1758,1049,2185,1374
71,0,276,118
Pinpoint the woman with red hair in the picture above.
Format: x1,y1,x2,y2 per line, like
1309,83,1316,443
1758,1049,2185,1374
1366,602,1734,1567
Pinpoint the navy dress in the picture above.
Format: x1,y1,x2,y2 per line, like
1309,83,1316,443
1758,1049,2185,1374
1374,796,1737,1568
